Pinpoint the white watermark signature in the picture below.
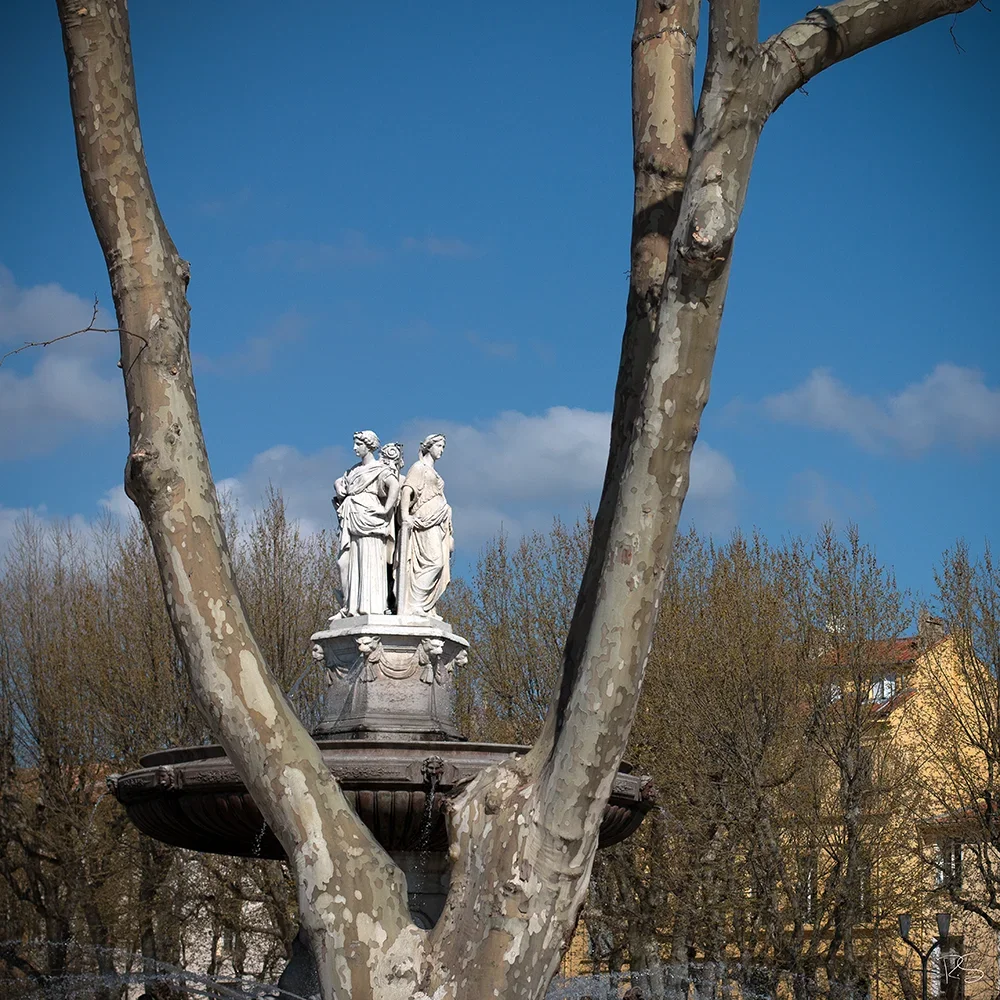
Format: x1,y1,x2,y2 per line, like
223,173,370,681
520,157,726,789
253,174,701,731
942,953,986,985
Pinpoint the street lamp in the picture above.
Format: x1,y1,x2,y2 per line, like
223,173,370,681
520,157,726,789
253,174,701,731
899,912,952,1000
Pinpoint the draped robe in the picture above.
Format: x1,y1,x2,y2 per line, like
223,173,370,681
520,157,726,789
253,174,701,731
334,461,396,615
399,461,453,616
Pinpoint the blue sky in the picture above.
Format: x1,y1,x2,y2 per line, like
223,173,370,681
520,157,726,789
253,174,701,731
1,1,997,611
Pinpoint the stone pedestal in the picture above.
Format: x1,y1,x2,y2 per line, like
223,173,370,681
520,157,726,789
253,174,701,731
310,615,469,741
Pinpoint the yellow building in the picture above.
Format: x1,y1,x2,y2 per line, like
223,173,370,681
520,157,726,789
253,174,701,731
558,615,1000,1000
793,615,998,1000
888,618,1000,1000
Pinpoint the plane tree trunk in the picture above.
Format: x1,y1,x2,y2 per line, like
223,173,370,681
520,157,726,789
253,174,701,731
56,0,978,996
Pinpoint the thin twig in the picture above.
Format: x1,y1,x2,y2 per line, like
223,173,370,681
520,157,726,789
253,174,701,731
950,13,967,51
633,24,697,49
0,295,149,373
774,34,810,95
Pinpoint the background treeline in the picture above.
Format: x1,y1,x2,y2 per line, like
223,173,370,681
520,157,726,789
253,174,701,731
0,497,997,1000
446,519,1000,1000
0,490,336,999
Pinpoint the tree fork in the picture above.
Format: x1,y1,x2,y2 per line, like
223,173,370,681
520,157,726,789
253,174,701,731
56,0,982,995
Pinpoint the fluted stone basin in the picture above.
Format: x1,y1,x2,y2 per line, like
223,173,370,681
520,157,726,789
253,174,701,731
110,739,654,859
111,615,655,933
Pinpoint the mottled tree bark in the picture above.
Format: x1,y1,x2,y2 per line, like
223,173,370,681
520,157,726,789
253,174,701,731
56,0,978,997
56,5,417,998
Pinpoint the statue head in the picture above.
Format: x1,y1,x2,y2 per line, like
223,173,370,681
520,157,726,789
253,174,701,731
380,441,404,471
353,429,380,458
418,433,446,460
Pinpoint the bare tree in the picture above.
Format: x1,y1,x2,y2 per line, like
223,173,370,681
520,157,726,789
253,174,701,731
445,516,592,745
54,0,979,996
918,544,1000,929
587,528,923,1000
232,487,340,731
0,511,308,997
781,527,920,1000
0,517,139,999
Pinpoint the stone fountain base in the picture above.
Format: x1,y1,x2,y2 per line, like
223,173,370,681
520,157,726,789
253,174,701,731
309,614,468,741
111,738,653,929
112,739,652,859
109,612,655,933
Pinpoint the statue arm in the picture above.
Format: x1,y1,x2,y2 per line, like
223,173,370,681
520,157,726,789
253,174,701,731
382,475,400,516
399,484,415,524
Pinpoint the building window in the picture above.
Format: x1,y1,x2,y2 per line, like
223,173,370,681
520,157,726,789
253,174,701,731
857,861,874,923
936,840,963,890
869,674,897,702
821,680,844,705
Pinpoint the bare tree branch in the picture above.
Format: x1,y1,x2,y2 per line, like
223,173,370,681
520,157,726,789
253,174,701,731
0,296,144,368
762,0,980,112
548,0,699,749
706,0,760,78
55,4,415,996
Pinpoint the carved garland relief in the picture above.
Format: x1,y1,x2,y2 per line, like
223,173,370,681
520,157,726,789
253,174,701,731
313,637,466,685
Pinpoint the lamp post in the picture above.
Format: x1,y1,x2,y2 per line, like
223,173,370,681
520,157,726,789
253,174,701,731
899,912,951,1000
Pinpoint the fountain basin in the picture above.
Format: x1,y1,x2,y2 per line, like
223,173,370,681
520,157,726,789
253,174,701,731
110,739,654,859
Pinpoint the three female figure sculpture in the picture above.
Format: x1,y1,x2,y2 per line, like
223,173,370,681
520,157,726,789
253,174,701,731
332,430,452,618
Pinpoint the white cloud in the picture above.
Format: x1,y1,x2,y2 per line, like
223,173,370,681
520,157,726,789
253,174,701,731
0,266,121,458
685,441,740,532
0,266,100,349
0,505,26,557
196,184,252,216
100,484,137,519
689,442,738,503
464,330,518,360
0,503,104,566
216,444,350,538
193,310,308,376
415,407,611,510
213,407,739,554
401,236,480,259
786,470,876,528
762,364,1000,455
0,409,738,568
412,408,736,530
249,232,384,270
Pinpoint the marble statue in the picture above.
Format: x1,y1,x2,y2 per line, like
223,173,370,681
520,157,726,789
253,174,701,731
380,441,405,474
379,442,405,611
315,431,465,744
397,433,453,618
332,430,400,617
